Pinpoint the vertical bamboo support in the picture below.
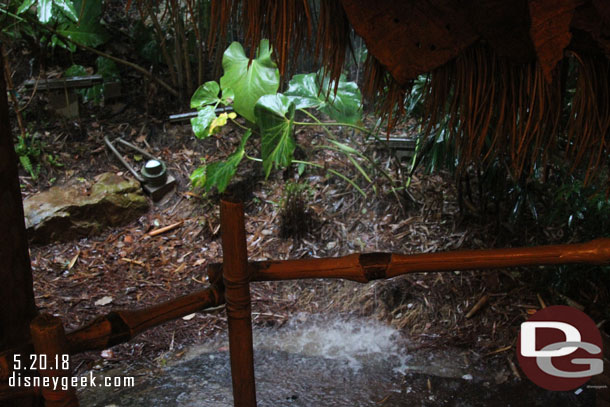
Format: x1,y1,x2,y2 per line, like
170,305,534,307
221,199,257,407
29,314,79,407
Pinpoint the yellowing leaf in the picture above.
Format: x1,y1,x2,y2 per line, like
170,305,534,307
209,113,229,134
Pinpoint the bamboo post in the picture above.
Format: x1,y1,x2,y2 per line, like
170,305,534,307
221,199,257,407
29,314,79,407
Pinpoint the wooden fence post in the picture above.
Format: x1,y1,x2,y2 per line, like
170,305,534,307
221,199,257,407
29,314,79,407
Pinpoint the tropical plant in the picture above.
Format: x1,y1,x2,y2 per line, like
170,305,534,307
189,39,379,197
1,0,109,51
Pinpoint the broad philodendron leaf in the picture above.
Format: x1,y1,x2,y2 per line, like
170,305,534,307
190,106,217,139
57,20,108,47
57,0,108,47
283,73,321,110
220,40,279,123
285,72,362,124
221,88,234,105
255,94,296,177
38,0,52,23
191,81,220,108
204,130,252,193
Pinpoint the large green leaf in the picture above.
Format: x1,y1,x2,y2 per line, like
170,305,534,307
57,0,108,47
57,20,108,47
255,94,296,177
284,72,362,124
191,81,220,108
38,0,52,23
203,130,252,193
190,106,217,139
220,40,279,123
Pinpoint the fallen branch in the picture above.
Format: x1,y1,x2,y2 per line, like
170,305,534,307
120,257,144,266
465,294,489,319
148,220,183,237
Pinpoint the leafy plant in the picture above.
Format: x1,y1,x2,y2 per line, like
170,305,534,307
64,56,120,103
189,39,377,196
219,40,279,123
1,0,109,51
14,132,42,180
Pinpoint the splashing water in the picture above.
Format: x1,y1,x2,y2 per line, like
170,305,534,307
79,314,596,406
254,313,410,372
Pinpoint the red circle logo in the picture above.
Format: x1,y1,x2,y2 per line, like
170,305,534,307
517,305,603,391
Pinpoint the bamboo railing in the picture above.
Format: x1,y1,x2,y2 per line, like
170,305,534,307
2,199,610,406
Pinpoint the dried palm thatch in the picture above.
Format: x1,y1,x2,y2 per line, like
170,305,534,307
210,0,610,183
418,47,610,183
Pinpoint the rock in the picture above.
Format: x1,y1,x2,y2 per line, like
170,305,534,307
24,173,149,243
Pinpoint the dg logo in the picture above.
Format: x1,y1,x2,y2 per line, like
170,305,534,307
517,305,604,391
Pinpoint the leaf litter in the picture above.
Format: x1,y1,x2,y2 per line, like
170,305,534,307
23,112,566,379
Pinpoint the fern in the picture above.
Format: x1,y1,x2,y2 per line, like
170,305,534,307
18,155,37,179
14,133,41,180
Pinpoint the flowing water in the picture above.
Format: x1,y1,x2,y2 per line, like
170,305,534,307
79,314,595,406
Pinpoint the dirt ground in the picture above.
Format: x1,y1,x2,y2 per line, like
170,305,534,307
5,43,608,391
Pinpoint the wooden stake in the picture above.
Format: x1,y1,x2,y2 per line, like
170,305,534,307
221,199,257,407
29,314,79,407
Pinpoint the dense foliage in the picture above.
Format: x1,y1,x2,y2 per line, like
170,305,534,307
189,39,366,195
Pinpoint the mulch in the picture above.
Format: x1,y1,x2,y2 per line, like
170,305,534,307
10,67,597,381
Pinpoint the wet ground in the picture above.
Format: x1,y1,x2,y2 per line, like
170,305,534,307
78,314,596,406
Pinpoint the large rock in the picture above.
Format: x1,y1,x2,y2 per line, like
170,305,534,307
24,172,149,243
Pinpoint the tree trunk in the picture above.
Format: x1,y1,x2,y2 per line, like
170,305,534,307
0,45,42,406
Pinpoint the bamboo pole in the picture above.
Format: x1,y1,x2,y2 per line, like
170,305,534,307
221,199,257,407
29,313,79,407
0,283,224,385
3,237,609,398
67,283,224,354
249,238,610,283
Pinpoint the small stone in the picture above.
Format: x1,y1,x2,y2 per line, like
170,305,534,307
95,296,113,306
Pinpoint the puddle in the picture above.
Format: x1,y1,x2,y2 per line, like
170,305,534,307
78,314,596,406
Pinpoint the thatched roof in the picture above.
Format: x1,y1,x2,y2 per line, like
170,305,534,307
211,0,610,182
